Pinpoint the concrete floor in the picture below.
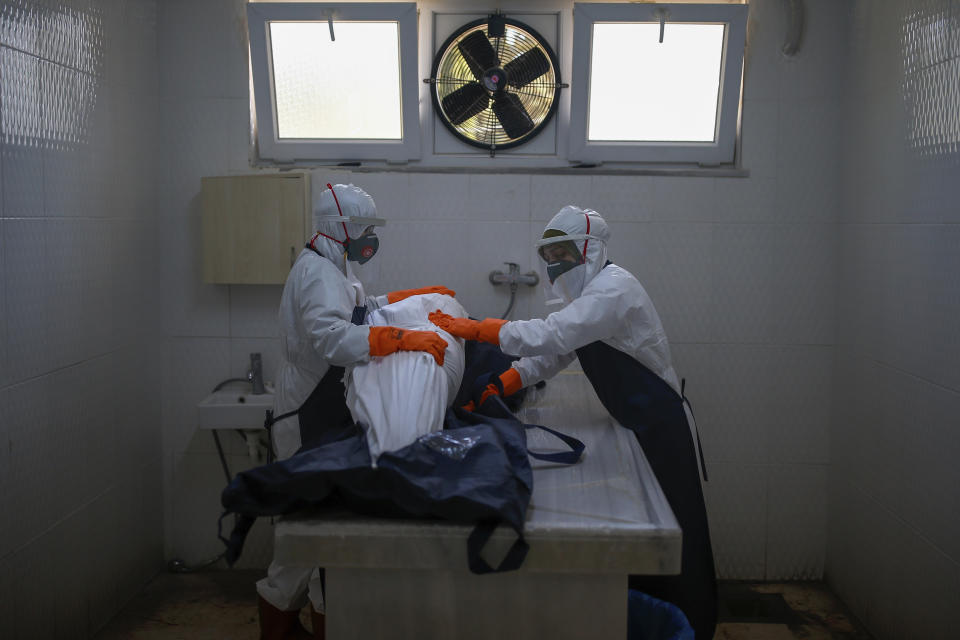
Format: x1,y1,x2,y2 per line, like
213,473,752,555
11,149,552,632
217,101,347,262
92,570,875,640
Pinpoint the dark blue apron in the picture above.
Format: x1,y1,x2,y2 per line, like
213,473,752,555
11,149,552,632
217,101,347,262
263,245,368,455
575,340,717,640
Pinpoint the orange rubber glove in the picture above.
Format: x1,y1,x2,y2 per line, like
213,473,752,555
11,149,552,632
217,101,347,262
368,326,448,366
477,368,523,406
386,286,456,304
428,311,506,344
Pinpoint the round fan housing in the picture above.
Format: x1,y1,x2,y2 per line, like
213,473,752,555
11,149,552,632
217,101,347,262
431,17,562,151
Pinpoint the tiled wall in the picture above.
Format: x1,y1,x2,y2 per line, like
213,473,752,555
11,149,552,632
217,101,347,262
828,1,960,638
0,0,162,638
159,0,846,581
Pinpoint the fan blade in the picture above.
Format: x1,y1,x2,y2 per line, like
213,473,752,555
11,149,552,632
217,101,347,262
505,48,551,89
493,93,535,139
458,31,500,81
442,82,489,125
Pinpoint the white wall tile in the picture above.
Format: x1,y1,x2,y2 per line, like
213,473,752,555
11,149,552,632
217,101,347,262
465,173,532,221
4,218,56,381
766,464,826,579
712,224,836,345
229,284,282,338
648,177,715,223
589,175,656,222
162,336,232,456
375,219,531,320
0,219,7,388
739,100,778,178
160,215,231,337
406,173,471,220
703,463,767,579
714,177,777,224
741,0,782,103
1,143,45,217
159,0,248,99
607,222,715,344
346,172,411,221
530,174,593,220
160,96,251,220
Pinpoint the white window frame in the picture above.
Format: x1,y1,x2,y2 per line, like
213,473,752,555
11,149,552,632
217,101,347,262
247,2,421,163
568,2,747,166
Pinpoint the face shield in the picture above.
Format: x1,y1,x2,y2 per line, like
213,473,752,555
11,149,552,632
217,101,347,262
535,232,598,305
313,183,386,264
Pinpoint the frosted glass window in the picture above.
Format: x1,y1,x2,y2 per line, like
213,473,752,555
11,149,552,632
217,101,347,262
587,23,725,142
569,3,747,165
270,22,402,140
247,2,420,162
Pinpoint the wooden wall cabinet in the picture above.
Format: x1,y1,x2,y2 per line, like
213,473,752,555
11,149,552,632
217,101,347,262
201,173,311,284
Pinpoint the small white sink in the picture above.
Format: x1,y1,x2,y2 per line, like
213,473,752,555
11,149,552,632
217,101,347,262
197,384,275,430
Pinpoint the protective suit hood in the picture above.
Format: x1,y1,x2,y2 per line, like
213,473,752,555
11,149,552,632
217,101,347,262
309,183,381,276
536,206,610,303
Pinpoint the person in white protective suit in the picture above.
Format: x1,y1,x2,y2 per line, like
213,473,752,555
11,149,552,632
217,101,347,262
258,182,455,640
429,206,717,640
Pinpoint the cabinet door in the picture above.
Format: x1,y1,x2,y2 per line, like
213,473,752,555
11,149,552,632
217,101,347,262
201,174,309,284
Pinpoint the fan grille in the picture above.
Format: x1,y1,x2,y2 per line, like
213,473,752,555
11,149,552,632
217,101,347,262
434,23,558,149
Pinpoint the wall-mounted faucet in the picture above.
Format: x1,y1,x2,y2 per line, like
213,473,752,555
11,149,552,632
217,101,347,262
247,353,265,395
489,262,539,319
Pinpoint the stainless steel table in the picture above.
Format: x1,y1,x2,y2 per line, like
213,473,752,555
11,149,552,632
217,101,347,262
273,368,681,639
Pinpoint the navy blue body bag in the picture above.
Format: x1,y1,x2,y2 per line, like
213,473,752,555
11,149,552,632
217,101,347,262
220,343,582,575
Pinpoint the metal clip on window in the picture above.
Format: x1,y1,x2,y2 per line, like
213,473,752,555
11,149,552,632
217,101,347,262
654,7,669,43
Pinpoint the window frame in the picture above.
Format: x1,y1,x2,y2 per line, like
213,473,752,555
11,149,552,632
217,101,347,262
568,2,748,166
247,2,421,163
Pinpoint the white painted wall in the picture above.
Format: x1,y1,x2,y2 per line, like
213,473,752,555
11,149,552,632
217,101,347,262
828,1,960,638
158,0,846,581
0,0,162,637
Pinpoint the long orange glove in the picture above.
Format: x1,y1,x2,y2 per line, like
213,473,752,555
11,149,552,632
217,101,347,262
464,368,524,411
368,326,448,366
428,311,506,344
386,286,456,304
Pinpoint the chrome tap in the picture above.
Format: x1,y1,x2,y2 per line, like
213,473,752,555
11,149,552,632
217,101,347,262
247,352,265,395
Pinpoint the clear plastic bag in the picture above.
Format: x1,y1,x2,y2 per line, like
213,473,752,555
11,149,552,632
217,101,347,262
419,431,479,461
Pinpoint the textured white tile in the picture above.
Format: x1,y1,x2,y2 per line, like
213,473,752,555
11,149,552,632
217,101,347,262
765,346,832,464
347,171,411,221
159,0,247,99
407,173,471,220
1,377,56,554
777,0,851,102
889,374,960,561
589,175,655,222
160,215,231,337
648,177,715,223
375,220,531,320
162,336,232,455
607,222,715,344
0,220,7,387
229,284,282,338
740,0,782,103
703,462,767,579
160,96,251,218
766,464,826,579
465,174,531,221
713,177,777,224
741,101,779,180
775,100,842,224
4,218,56,381
889,529,960,640
886,225,960,390
1,143,45,217
712,224,836,345
530,174,593,221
